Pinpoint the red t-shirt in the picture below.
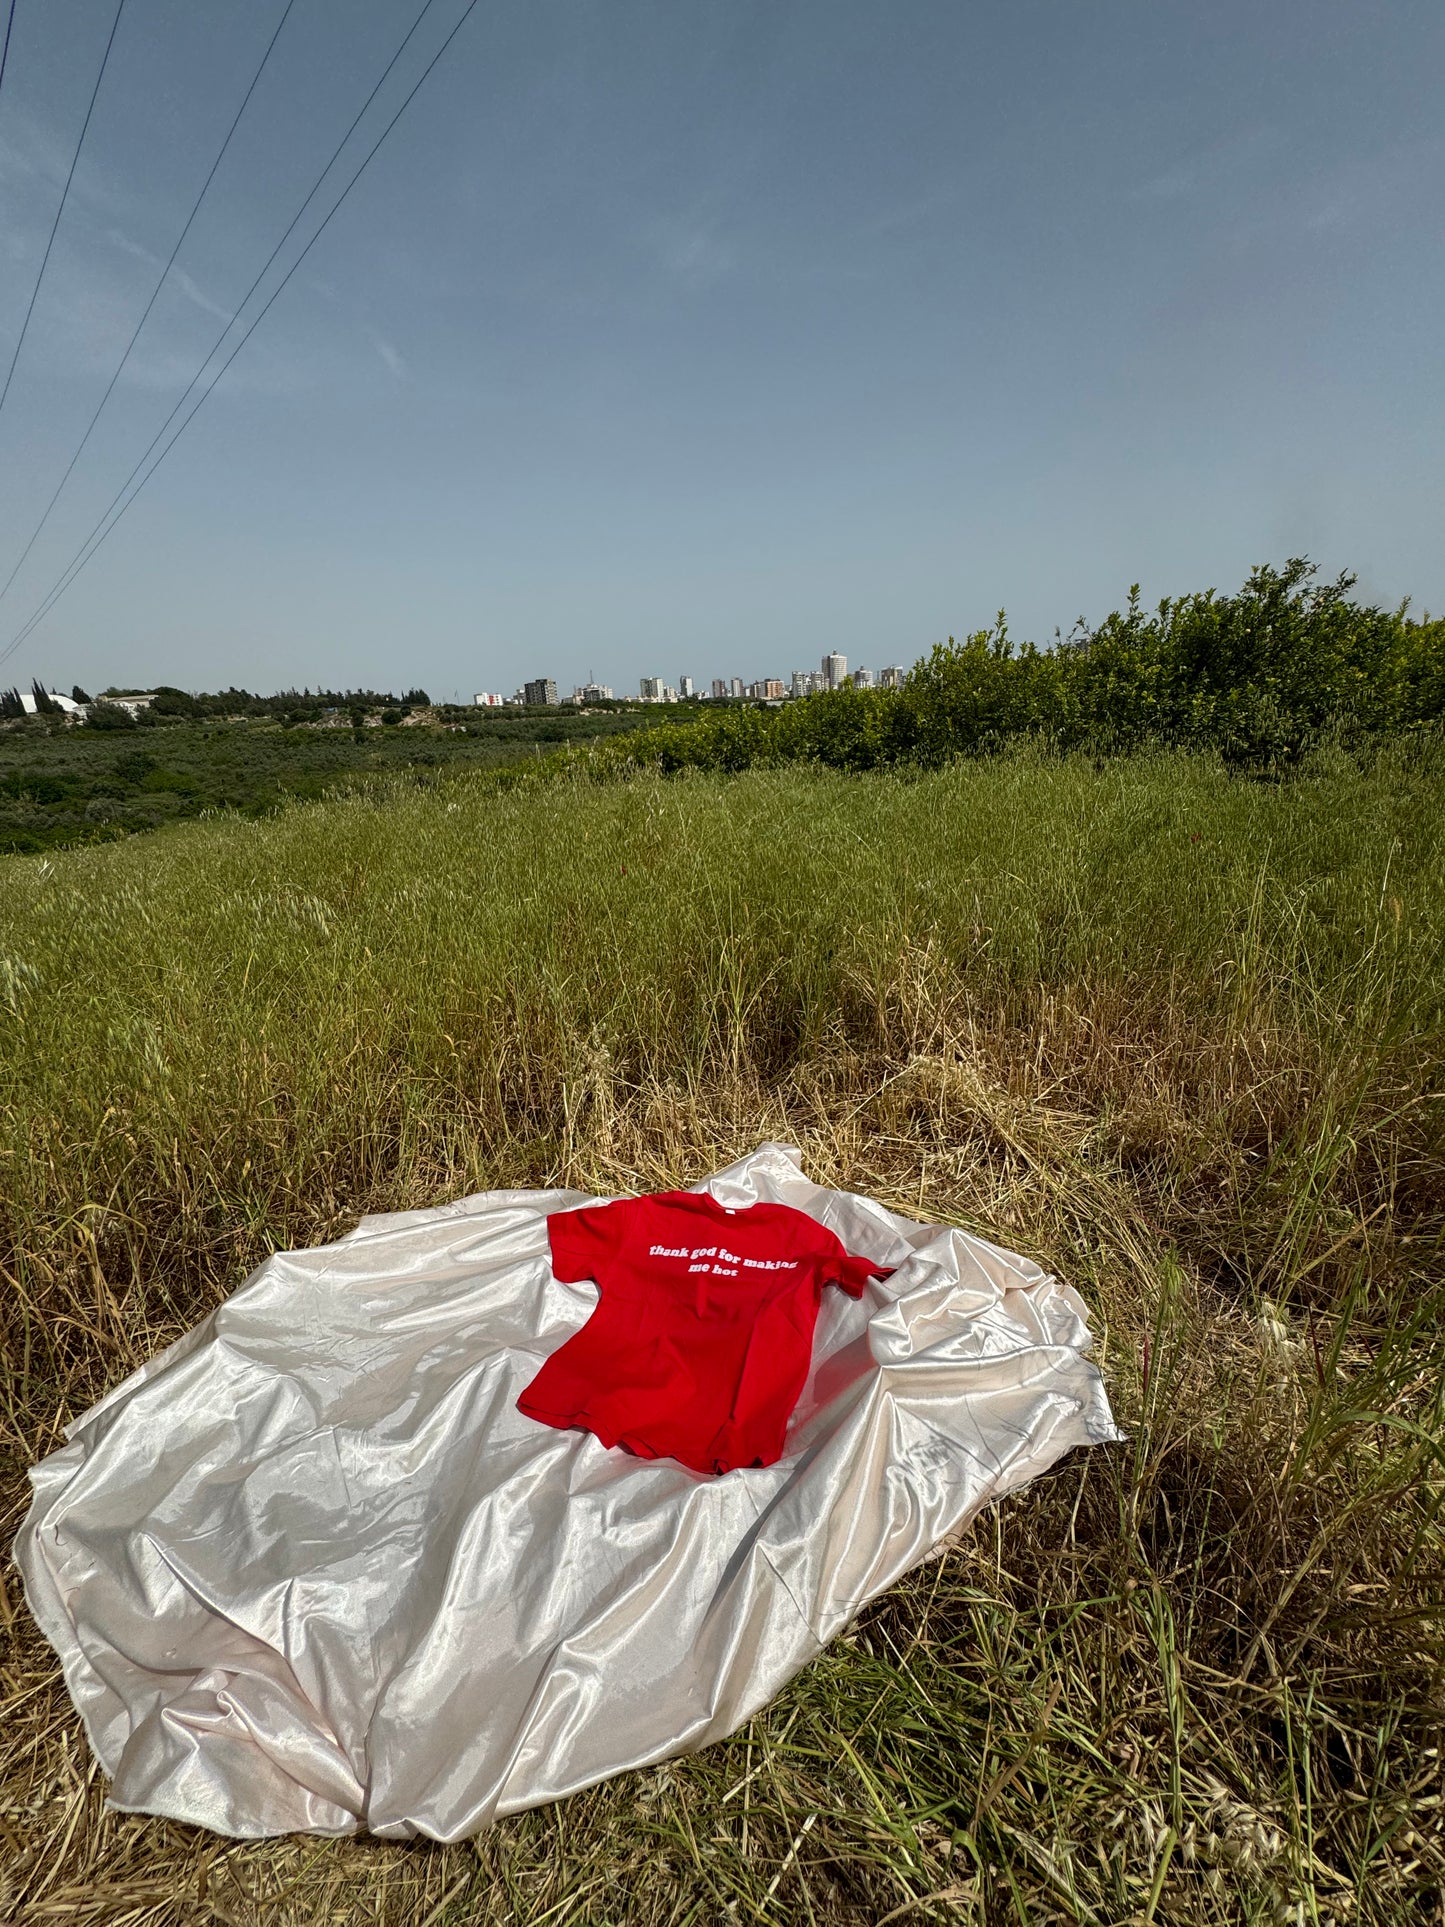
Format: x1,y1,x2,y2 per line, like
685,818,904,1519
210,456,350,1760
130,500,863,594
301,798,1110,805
518,1190,892,1475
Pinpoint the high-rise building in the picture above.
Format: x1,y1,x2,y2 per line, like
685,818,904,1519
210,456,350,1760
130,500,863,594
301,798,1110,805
573,682,613,703
763,679,785,701
639,676,663,701
523,678,558,706
711,678,729,699
730,677,744,698
822,652,847,689
879,664,905,689
853,665,874,689
679,675,694,699
472,691,505,706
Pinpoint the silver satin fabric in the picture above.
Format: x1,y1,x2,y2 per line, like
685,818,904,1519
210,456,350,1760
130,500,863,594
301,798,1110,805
15,1144,1120,1841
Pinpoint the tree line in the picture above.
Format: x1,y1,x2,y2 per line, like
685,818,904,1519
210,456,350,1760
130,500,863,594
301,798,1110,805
573,561,1444,778
1,684,439,730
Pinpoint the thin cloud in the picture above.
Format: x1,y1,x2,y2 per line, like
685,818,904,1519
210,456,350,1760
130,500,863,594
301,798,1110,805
105,227,233,323
367,329,408,380
0,109,141,226
648,215,736,290
1301,133,1443,234
1130,126,1282,206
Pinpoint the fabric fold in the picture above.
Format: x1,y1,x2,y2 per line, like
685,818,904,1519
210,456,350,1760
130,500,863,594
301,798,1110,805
15,1145,1120,1841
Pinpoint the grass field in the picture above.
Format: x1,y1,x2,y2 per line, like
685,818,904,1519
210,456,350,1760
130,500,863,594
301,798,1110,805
2,745,1443,1923
0,706,663,855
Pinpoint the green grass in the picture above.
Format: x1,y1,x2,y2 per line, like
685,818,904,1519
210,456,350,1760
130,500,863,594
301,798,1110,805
0,706,663,854
2,743,1443,1923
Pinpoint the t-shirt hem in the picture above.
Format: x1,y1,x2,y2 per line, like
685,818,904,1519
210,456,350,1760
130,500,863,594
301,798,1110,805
516,1395,779,1476
516,1395,657,1463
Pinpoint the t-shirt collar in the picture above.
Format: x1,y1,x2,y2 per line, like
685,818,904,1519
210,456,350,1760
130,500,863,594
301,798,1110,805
692,1188,757,1219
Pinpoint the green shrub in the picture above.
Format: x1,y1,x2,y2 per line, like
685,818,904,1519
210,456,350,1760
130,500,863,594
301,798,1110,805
83,701,140,732
580,560,1445,782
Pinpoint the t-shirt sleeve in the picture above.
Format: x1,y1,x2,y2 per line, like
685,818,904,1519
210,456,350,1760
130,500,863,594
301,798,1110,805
820,1242,894,1299
547,1198,633,1284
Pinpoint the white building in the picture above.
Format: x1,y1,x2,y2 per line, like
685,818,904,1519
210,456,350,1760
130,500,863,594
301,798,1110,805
639,676,664,701
473,691,505,706
19,688,88,716
878,664,905,689
822,652,847,690
679,675,694,699
853,665,874,689
729,677,744,698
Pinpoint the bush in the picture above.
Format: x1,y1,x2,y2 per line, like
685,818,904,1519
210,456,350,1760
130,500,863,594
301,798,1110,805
578,560,1445,782
149,687,202,720
83,701,140,732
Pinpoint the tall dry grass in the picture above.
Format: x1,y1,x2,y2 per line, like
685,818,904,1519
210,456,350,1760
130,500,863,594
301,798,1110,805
1,744,1442,1923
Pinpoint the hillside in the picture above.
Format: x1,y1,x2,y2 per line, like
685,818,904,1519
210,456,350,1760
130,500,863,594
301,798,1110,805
2,746,1442,1921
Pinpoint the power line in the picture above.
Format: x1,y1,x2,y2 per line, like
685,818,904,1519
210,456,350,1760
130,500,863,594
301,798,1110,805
0,0,127,427
0,0,300,610
0,0,446,662
0,2,18,118
1,0,480,668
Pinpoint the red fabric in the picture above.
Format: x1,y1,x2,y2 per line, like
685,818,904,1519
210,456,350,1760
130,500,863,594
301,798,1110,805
518,1190,893,1475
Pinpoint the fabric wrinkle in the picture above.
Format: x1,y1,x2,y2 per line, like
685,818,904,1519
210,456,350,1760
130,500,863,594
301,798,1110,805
15,1144,1120,1840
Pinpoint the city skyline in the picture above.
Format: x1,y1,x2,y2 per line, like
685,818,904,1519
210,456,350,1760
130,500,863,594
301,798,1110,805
475,651,909,708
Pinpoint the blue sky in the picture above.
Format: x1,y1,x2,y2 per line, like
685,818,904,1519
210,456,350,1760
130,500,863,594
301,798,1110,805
0,0,1440,700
